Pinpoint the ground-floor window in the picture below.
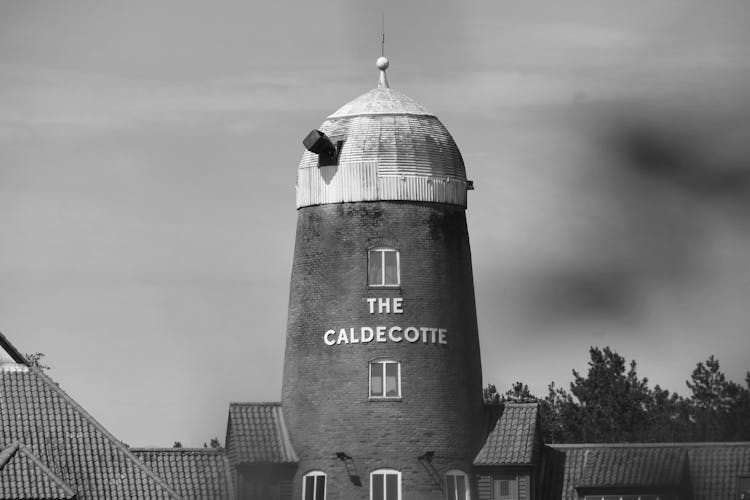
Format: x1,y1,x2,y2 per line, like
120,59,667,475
303,471,326,500
446,470,470,500
371,469,401,500
492,474,518,500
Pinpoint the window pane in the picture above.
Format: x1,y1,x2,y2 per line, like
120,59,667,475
500,480,509,496
371,363,383,396
385,363,398,397
304,476,315,500
386,474,398,500
456,475,466,499
447,475,456,499
369,250,383,286
384,251,398,285
315,475,325,500
372,474,384,500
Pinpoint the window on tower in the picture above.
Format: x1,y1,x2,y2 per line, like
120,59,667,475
302,471,326,500
370,469,401,500
369,359,401,398
368,248,400,287
446,470,470,500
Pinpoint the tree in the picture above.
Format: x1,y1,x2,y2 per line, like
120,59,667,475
486,348,750,444
501,381,538,404
686,356,750,441
172,441,183,448
482,384,501,406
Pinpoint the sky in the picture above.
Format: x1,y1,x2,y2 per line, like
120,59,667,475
1,1,749,447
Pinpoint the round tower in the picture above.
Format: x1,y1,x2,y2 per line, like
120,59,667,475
281,58,483,500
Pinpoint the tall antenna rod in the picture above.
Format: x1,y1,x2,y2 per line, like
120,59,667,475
381,12,385,57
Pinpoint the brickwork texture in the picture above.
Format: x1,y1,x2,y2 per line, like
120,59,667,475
281,200,484,499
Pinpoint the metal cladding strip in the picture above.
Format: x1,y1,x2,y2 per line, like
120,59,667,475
377,175,467,206
296,162,378,208
297,166,466,208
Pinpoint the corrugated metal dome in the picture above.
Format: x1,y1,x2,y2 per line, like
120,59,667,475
296,58,469,208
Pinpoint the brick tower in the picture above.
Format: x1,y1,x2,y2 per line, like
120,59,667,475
281,57,484,500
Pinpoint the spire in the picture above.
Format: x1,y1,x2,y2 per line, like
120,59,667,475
377,56,390,89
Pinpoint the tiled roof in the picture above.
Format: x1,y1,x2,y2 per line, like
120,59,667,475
578,446,687,488
1,366,180,499
688,443,750,499
541,442,750,500
474,403,540,466
0,442,75,499
226,402,298,466
132,448,234,500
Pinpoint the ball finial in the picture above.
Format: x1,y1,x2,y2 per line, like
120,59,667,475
376,56,389,71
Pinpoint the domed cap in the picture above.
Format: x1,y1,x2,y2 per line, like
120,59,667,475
297,58,469,208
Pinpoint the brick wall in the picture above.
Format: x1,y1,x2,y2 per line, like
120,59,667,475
281,201,485,499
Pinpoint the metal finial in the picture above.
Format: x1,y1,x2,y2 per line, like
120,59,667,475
377,56,389,88
377,13,389,88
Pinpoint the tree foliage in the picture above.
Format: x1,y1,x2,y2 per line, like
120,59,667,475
203,437,221,449
485,347,750,443
25,352,50,371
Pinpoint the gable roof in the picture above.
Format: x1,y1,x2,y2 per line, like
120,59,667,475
1,360,181,499
131,448,234,500
474,403,541,466
0,442,76,499
541,442,750,500
225,402,298,466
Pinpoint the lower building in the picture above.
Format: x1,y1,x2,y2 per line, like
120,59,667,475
3,332,749,499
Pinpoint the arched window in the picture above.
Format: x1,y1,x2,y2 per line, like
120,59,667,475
368,248,400,287
445,470,470,500
370,469,401,500
369,359,401,398
302,471,326,500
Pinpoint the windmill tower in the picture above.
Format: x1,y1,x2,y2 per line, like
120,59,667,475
281,57,483,500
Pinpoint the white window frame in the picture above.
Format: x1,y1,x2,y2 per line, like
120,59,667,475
445,470,470,500
368,248,400,287
302,471,326,500
369,359,401,399
370,468,401,500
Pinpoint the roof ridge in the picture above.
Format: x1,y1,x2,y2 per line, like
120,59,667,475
228,401,281,406
547,441,750,449
23,367,183,498
13,443,76,498
275,405,299,462
131,447,225,453
0,330,29,365
0,441,21,469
